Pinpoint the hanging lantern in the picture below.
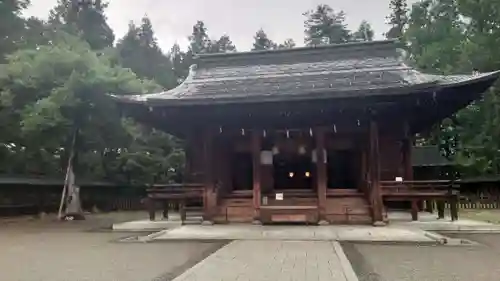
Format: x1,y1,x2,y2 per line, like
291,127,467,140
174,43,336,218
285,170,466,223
309,128,313,137
286,129,290,138
219,126,223,133
333,124,337,133
263,129,267,138
241,128,245,136
357,119,360,126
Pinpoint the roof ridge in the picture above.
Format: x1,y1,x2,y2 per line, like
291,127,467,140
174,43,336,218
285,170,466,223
195,40,399,61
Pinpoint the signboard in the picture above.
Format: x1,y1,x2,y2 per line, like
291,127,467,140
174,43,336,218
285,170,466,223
275,193,284,201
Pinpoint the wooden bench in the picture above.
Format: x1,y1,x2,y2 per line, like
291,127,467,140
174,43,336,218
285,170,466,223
145,183,204,223
381,180,459,221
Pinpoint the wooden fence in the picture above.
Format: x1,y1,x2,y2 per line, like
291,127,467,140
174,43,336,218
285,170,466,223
0,178,147,216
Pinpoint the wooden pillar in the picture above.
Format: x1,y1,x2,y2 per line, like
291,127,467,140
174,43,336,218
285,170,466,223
402,122,413,181
314,127,327,223
183,132,194,182
146,198,156,221
411,199,418,221
251,130,262,223
369,120,384,224
437,200,445,219
202,128,215,223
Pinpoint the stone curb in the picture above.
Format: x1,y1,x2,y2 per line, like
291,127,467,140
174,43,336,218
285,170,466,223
423,231,449,244
139,229,172,242
150,236,442,245
422,229,500,234
333,241,359,281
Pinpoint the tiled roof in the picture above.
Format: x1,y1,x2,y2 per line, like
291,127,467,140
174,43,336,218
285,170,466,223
114,40,500,106
412,146,453,167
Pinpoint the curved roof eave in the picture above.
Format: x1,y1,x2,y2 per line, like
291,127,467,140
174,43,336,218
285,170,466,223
132,81,440,107
112,70,499,107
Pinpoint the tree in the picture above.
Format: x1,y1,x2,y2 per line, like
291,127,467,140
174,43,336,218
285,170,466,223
0,0,30,61
252,29,276,51
404,0,465,73
353,20,374,41
0,32,165,216
170,43,189,84
303,4,351,46
386,0,408,39
210,34,236,53
48,0,115,50
404,0,500,176
277,38,296,49
116,17,177,89
188,20,211,54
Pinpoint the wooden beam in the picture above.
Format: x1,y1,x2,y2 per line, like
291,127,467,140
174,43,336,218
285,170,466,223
369,120,384,224
251,130,262,223
314,127,327,223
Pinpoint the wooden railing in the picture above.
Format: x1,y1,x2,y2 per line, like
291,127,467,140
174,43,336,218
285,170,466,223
380,180,458,194
380,180,459,221
145,183,204,222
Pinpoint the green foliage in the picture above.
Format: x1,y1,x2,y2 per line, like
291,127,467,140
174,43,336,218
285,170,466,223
170,43,190,83
352,20,374,41
188,21,211,54
303,4,351,46
277,38,296,49
404,0,500,176
252,29,276,51
0,30,180,184
386,0,408,39
210,34,237,53
0,0,30,61
116,17,177,89
48,0,115,50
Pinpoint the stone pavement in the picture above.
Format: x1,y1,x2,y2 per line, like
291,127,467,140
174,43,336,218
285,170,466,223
112,212,202,232
388,211,500,232
172,240,357,281
150,224,441,243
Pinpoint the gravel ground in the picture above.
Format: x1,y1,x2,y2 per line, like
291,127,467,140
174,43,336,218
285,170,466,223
0,212,224,281
342,235,500,281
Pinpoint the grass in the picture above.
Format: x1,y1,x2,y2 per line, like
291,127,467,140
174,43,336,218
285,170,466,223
459,209,500,224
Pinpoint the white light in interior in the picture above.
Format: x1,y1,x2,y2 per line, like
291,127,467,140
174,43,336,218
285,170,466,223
298,145,306,155
288,172,294,178
305,171,311,178
272,146,279,155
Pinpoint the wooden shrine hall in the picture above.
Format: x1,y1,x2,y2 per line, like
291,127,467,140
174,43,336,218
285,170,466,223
115,40,500,225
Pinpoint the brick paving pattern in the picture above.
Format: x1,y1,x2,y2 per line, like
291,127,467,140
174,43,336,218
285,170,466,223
173,240,351,281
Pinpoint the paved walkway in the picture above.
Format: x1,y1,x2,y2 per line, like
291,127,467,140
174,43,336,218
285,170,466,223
172,240,357,281
389,211,500,232
150,224,440,243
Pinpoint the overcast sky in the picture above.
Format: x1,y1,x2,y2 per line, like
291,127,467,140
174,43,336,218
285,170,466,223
25,0,418,52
